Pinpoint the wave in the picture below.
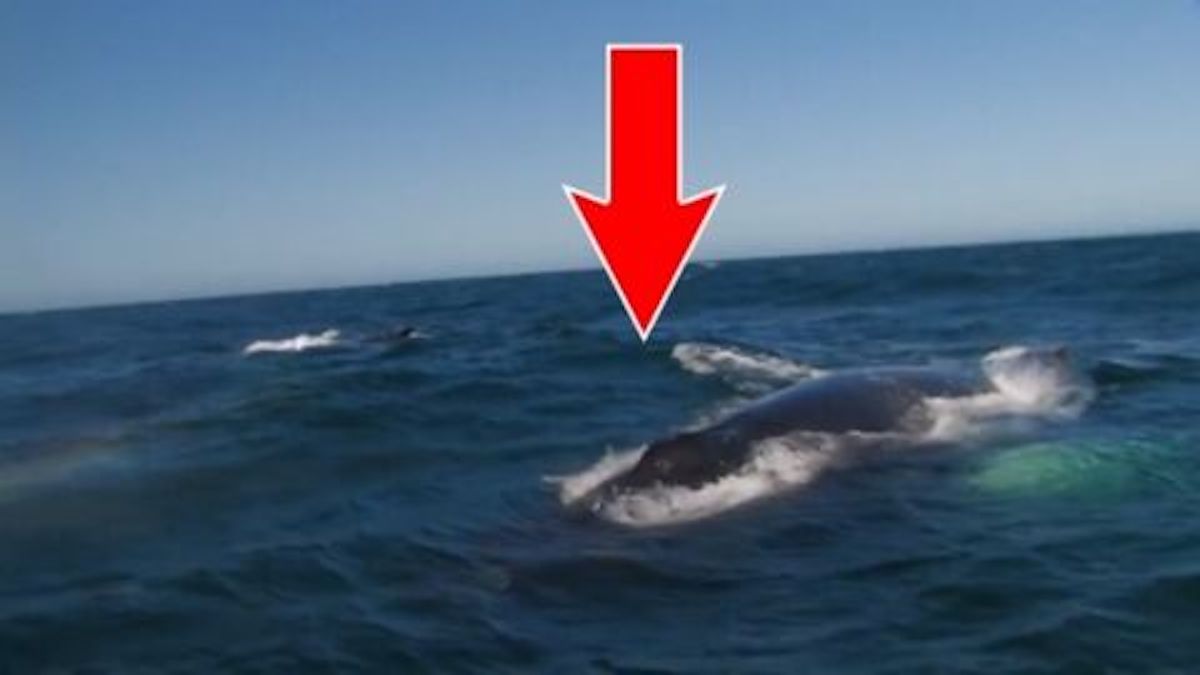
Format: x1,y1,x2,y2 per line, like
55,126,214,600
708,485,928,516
242,329,342,355
558,344,1093,527
1089,340,1200,386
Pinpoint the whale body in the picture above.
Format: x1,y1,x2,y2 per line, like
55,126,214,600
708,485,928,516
601,347,1075,493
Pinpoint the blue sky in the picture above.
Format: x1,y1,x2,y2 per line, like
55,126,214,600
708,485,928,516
3,0,1199,312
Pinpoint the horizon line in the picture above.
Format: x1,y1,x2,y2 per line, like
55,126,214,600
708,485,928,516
4,225,1196,319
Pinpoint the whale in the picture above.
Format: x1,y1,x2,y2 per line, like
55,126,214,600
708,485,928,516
365,325,419,345
594,346,1078,495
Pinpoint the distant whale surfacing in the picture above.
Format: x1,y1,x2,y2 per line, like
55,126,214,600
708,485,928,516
242,325,422,356
559,345,1090,524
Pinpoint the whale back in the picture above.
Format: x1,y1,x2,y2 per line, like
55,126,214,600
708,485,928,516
608,368,986,491
715,367,983,441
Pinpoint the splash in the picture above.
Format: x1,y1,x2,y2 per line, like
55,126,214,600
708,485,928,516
243,329,341,355
925,345,1094,441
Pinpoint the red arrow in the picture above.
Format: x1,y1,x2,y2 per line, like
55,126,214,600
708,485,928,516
564,44,724,341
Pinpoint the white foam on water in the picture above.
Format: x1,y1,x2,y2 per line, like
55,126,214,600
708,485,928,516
243,329,341,355
560,345,1095,528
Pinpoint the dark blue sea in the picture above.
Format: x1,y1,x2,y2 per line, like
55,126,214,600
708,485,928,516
2,232,1198,673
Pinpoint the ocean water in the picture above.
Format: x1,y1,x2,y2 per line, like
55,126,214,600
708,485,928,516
1,232,1198,673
